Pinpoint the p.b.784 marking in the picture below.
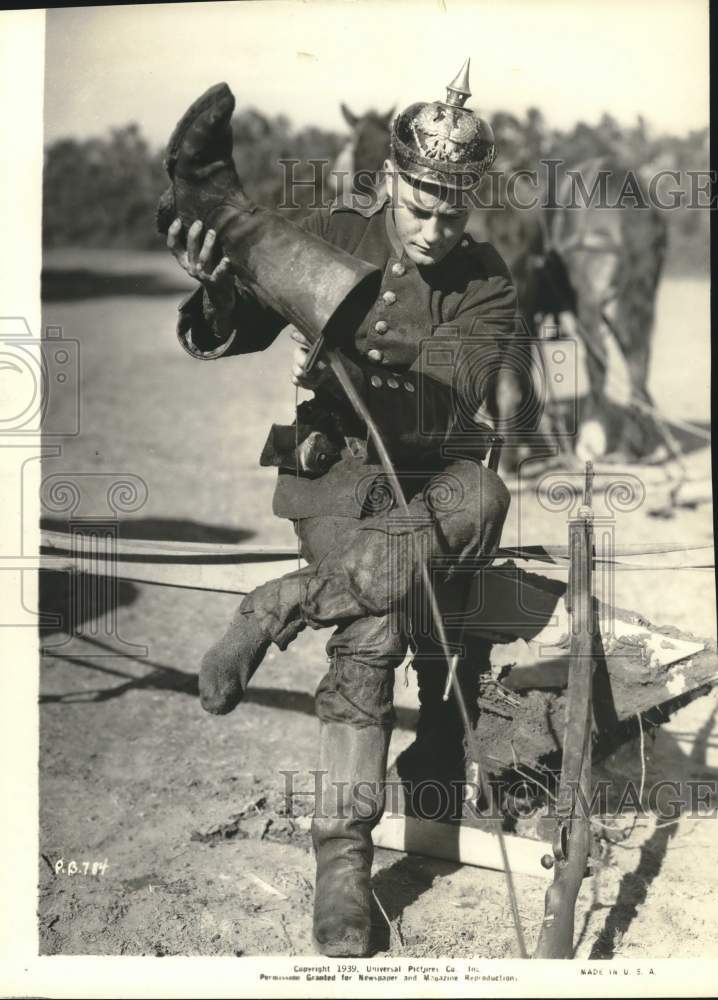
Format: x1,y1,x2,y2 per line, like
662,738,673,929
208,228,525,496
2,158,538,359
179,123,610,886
53,858,108,876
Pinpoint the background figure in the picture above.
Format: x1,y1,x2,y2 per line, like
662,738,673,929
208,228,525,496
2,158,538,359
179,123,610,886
468,127,577,471
549,151,668,461
328,104,394,198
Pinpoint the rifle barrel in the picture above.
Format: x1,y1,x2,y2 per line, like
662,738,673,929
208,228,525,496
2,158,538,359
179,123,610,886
535,466,596,959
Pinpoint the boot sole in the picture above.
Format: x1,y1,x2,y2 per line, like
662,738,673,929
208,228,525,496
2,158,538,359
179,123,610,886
164,82,235,177
312,931,371,958
156,82,236,235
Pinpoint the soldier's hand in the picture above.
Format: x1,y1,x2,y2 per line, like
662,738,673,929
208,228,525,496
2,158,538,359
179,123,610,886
289,327,328,390
167,218,236,314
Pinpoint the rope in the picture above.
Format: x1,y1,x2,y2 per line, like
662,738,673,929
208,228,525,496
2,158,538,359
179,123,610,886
499,543,714,561
40,529,712,564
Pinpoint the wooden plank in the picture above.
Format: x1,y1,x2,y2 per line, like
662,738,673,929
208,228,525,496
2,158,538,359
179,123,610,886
459,564,717,769
40,528,711,567
41,529,298,561
372,813,552,880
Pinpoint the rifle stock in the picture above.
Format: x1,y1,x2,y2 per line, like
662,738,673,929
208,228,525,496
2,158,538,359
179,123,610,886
534,463,596,959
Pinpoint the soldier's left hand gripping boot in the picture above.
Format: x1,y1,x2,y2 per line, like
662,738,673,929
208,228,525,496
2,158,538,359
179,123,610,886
312,721,391,957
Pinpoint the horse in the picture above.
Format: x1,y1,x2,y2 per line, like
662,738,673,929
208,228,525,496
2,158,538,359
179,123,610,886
327,104,394,197
470,152,669,463
548,155,668,459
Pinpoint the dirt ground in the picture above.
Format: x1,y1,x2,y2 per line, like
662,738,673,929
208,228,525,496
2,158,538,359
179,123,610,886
37,252,716,959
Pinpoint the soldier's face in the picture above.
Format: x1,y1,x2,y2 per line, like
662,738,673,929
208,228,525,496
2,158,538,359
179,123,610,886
385,163,469,266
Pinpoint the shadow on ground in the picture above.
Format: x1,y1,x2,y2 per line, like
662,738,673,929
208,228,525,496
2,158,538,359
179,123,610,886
40,515,255,544
41,268,191,301
587,700,718,959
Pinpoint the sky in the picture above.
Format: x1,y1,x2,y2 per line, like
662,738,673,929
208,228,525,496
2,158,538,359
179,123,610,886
43,0,709,147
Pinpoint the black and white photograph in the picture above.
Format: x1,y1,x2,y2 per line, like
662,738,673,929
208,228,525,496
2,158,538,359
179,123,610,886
0,1,715,995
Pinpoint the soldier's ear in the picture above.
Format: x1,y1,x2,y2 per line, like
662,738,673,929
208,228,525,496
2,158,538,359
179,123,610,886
340,103,359,128
382,159,397,199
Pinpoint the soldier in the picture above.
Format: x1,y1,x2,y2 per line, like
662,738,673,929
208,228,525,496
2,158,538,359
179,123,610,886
161,61,517,957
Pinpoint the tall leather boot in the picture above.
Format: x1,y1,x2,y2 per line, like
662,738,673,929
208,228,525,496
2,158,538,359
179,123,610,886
157,82,380,343
312,721,390,957
395,656,470,821
394,565,487,820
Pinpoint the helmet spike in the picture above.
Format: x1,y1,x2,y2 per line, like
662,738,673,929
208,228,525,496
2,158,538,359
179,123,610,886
391,59,496,192
445,58,471,108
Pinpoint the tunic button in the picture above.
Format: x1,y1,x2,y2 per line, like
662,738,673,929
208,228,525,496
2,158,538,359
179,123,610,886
387,377,399,389
374,320,389,334
404,381,415,393
461,238,469,248
370,375,383,388
368,348,383,362
382,290,397,305
391,262,406,277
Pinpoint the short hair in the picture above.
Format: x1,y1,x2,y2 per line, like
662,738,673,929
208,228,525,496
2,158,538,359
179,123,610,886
391,168,474,210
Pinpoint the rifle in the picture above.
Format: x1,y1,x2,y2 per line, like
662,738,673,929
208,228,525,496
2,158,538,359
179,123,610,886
534,460,596,958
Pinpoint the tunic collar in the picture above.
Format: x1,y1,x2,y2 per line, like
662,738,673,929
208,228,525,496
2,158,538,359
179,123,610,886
384,202,408,263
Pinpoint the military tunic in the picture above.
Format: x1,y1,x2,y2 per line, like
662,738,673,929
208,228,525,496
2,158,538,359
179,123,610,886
176,193,517,729
177,191,518,518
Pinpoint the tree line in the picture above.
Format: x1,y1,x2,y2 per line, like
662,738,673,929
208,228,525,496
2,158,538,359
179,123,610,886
42,108,709,274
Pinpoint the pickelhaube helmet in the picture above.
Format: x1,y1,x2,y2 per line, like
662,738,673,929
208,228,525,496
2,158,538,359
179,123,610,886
390,59,496,191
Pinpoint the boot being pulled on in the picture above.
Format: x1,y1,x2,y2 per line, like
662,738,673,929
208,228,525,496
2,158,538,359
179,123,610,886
156,82,252,236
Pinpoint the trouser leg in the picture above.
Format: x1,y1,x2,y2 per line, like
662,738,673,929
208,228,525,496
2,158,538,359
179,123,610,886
200,460,508,716
231,460,509,641
395,571,483,821
304,460,511,622
200,461,507,715
199,516,366,715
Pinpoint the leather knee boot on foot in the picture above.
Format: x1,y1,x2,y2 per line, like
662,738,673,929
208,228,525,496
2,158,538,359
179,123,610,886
396,655,480,821
312,721,390,957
